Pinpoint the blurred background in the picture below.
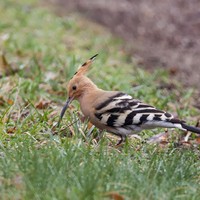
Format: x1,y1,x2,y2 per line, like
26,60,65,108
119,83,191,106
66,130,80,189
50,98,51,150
51,0,200,89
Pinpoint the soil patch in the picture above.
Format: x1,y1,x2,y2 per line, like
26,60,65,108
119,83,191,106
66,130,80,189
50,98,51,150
50,0,200,89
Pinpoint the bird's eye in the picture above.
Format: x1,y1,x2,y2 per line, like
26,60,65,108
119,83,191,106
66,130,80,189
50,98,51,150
72,85,77,90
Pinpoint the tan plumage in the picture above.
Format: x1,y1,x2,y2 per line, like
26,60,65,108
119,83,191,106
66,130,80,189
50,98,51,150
58,54,200,144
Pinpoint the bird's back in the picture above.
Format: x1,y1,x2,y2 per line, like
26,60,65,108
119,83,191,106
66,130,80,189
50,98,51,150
90,91,185,134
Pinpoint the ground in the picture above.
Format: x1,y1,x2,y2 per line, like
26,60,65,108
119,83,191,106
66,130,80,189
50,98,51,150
53,0,200,90
0,0,200,199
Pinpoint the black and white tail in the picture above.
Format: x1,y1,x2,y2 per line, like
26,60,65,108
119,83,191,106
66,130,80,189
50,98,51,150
180,123,200,134
172,119,200,134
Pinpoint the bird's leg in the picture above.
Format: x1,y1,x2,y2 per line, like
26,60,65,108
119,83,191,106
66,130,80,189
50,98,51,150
184,131,191,142
116,135,127,146
94,130,104,143
184,118,200,142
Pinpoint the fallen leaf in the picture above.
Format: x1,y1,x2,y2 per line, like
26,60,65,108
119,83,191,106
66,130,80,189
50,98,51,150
7,99,14,105
195,137,200,144
180,141,192,148
0,97,14,106
7,127,16,134
104,192,125,200
35,99,51,109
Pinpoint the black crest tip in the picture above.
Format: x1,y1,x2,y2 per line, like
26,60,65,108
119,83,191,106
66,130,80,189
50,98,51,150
90,54,98,61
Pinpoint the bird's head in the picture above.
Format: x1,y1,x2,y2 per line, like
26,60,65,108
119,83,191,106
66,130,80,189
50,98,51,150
57,54,98,126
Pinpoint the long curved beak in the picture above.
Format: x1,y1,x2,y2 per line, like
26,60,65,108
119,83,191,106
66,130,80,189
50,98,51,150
57,97,74,127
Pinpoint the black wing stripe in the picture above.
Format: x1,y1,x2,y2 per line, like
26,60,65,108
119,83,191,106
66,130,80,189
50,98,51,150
95,92,124,110
136,114,149,125
129,101,140,107
107,114,119,126
95,113,103,120
168,118,185,123
137,104,154,108
124,111,137,125
153,116,162,121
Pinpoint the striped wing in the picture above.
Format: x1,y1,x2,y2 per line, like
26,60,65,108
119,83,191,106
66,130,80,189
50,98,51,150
94,92,175,127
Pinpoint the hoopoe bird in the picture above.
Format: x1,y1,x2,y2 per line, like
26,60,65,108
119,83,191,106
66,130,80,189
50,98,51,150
58,54,200,145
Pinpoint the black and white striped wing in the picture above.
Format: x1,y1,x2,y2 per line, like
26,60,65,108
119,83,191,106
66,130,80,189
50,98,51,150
94,92,176,128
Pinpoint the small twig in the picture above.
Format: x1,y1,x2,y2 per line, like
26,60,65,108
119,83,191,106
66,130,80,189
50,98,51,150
52,118,80,134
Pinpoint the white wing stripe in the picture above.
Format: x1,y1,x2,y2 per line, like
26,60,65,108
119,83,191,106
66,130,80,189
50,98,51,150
147,113,154,120
133,114,143,124
114,94,132,100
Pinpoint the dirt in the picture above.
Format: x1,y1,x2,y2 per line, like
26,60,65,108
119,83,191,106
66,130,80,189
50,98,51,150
49,0,200,90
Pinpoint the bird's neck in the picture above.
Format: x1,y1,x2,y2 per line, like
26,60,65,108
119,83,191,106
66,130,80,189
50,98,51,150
78,86,104,117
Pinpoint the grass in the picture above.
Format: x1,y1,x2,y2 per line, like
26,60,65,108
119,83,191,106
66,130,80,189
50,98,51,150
0,0,199,199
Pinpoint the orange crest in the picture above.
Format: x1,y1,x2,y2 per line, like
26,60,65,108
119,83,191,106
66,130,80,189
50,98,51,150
74,54,98,76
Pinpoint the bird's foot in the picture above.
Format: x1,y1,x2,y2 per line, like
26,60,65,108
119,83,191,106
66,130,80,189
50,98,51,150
116,135,127,146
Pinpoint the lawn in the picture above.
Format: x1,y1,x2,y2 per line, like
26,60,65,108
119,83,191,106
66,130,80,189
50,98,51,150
0,0,199,199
